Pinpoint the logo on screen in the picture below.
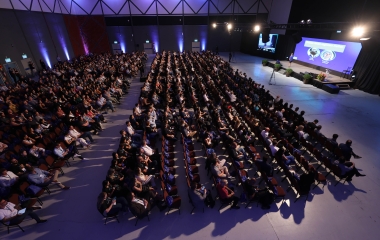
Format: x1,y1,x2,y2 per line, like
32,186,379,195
307,48,320,61
320,50,336,64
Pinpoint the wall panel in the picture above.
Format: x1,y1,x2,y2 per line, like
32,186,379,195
0,9,74,72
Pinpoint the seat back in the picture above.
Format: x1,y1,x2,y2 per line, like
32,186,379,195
19,182,30,195
331,164,342,177
300,156,310,172
317,135,326,146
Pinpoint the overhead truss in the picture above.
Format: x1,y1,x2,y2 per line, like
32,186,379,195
1,0,271,15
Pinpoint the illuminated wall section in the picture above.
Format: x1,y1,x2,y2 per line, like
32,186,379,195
183,25,208,52
159,25,183,52
63,15,110,57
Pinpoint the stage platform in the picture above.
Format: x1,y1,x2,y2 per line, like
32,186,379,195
274,61,353,86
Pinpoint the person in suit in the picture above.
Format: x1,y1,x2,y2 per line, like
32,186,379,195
327,134,339,151
307,119,319,130
334,157,365,181
339,140,361,161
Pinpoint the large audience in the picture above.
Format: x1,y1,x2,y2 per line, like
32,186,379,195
0,48,366,229
97,49,366,224
0,51,146,227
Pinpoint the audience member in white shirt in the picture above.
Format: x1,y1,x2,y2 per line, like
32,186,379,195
0,169,18,188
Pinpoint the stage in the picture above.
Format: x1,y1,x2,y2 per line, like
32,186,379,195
274,60,354,86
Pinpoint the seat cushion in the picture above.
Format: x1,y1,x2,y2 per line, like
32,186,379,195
276,186,286,197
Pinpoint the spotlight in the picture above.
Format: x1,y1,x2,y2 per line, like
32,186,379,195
212,23,217,28
307,19,312,24
227,24,232,30
300,20,305,24
352,26,364,37
254,25,260,32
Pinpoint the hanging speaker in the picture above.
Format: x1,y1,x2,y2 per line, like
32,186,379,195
292,32,302,44
262,29,270,43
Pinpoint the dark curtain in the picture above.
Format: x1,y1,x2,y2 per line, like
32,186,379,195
274,34,296,61
354,39,380,95
240,31,259,55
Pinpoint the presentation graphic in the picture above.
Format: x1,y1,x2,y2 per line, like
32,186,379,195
258,34,278,53
293,37,362,72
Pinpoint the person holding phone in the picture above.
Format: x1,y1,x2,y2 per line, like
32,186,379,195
96,192,128,217
188,182,215,209
0,198,47,225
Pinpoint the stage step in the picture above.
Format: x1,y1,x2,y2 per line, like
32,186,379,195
336,84,351,89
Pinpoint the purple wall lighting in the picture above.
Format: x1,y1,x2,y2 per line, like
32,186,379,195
120,41,126,53
179,39,183,52
200,26,207,51
178,32,183,52
80,30,89,55
149,26,159,53
39,43,51,68
201,39,206,51
59,38,70,60
55,26,70,60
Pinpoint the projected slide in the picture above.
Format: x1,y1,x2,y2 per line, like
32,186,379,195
258,34,278,53
293,37,362,72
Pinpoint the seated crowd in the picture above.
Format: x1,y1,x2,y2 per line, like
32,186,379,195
149,51,364,215
122,50,366,212
1,49,364,225
0,51,148,227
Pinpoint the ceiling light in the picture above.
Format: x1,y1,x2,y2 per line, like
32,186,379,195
352,27,364,37
254,25,260,32
307,19,312,24
360,37,371,41
212,23,216,28
300,20,305,24
227,24,232,30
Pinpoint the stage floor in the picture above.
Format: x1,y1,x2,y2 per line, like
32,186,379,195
275,61,352,84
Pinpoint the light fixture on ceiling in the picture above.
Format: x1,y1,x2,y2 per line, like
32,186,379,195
360,37,371,40
254,25,260,32
212,23,217,28
352,26,365,37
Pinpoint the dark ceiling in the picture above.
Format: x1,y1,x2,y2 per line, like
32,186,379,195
289,0,380,24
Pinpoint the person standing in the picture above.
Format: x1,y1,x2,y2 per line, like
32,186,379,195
40,59,46,70
289,53,294,67
139,63,145,78
229,52,232,62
